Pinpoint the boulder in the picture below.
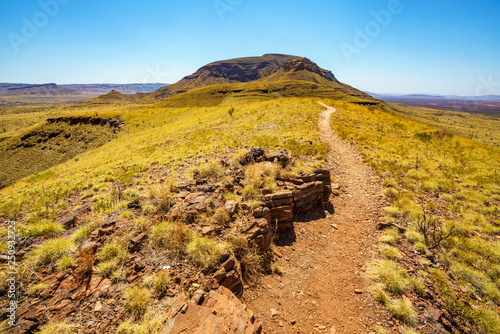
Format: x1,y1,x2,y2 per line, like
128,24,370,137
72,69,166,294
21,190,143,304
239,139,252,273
265,151,289,167
240,147,265,165
224,200,239,215
169,286,262,334
245,218,274,251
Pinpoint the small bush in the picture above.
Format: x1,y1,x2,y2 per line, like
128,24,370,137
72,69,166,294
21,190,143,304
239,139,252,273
379,227,401,245
97,259,120,277
133,216,152,232
120,210,134,219
387,298,417,325
369,260,408,295
227,232,263,283
211,207,231,226
116,310,164,334
150,221,192,253
143,272,171,296
408,277,425,296
98,242,129,263
198,161,224,181
25,238,75,267
148,179,175,212
97,242,129,277
123,286,151,321
27,283,48,296
71,213,103,243
382,188,399,202
413,242,428,253
401,327,420,334
185,235,230,268
20,221,64,238
404,227,425,244
242,184,260,200
379,245,402,260
57,255,76,272
35,322,76,334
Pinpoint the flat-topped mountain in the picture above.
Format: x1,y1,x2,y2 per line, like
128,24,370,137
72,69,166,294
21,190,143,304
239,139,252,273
147,54,376,105
148,54,299,100
0,83,80,96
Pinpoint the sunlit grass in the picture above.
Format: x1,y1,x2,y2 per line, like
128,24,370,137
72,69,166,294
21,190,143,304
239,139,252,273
329,99,500,331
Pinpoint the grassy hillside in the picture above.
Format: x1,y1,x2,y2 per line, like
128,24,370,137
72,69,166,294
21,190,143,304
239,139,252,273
0,98,326,219
155,80,375,108
389,103,500,147
0,121,116,188
327,100,500,333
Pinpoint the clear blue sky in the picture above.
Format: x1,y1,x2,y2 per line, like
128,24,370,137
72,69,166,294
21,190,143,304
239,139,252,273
1,0,499,95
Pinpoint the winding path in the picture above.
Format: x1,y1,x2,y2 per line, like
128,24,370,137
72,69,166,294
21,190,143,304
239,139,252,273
243,101,391,333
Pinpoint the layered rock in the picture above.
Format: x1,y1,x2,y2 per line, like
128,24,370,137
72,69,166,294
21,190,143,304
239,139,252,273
256,169,332,230
169,286,262,334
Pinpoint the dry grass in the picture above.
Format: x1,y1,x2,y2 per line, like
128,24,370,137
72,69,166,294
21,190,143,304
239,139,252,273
96,241,129,277
185,235,230,268
123,286,152,321
35,322,76,334
25,237,75,268
143,272,171,296
226,232,264,283
150,221,192,253
27,283,48,296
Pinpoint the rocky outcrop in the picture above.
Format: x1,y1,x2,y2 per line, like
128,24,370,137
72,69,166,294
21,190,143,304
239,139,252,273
46,116,125,133
204,253,244,295
257,169,332,230
169,286,262,334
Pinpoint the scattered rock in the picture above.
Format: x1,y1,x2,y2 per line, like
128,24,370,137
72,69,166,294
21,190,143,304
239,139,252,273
224,200,239,214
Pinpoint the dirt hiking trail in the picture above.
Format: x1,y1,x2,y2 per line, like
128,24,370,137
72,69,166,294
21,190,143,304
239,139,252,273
243,101,391,333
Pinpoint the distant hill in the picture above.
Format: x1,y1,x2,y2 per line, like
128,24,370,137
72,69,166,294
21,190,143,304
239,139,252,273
373,93,500,114
79,90,149,106
0,83,80,96
0,83,31,93
62,83,168,94
0,83,168,96
148,54,299,100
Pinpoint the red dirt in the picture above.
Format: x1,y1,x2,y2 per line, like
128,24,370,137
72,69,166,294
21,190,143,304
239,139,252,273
243,102,393,333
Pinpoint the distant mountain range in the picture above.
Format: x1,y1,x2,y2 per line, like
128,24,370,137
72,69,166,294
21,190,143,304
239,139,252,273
0,83,168,96
369,93,500,113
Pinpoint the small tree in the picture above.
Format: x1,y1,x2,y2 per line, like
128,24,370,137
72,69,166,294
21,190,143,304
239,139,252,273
227,107,235,118
417,210,454,250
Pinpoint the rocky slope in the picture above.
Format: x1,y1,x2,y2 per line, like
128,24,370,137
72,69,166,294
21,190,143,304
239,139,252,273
148,54,299,100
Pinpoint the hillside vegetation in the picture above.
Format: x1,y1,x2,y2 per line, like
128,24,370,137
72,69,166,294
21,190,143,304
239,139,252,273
0,98,326,220
389,103,500,147
328,100,500,333
0,120,117,188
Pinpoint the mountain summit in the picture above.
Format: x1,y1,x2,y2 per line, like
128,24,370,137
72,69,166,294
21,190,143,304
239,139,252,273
149,54,299,100
259,57,338,85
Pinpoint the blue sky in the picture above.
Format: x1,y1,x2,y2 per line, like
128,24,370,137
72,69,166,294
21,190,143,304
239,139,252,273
1,0,499,95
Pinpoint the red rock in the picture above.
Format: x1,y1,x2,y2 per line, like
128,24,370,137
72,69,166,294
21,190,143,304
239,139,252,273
169,287,261,334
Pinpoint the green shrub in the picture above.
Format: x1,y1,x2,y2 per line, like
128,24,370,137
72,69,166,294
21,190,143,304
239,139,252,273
123,286,151,321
